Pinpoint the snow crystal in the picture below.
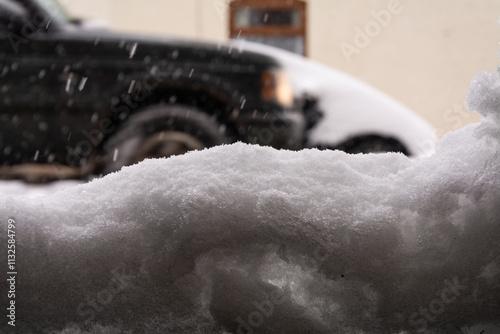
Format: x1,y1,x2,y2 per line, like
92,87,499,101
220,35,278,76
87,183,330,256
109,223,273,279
129,42,138,59
0,70,499,333
78,77,88,92
467,70,500,119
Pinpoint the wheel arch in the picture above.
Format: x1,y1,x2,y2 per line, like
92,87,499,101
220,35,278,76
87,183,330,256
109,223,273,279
106,78,242,143
100,103,231,174
318,134,410,155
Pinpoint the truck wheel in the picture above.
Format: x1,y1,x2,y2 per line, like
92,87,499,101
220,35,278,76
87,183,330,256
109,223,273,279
342,136,408,155
102,105,229,173
318,135,409,155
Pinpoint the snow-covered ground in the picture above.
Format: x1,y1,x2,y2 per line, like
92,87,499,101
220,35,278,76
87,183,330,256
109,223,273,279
0,70,499,333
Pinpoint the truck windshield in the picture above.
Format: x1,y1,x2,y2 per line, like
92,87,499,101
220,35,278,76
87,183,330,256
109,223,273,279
31,0,69,23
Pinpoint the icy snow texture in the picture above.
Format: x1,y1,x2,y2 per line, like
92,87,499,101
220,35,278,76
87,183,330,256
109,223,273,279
0,70,499,334
233,40,436,157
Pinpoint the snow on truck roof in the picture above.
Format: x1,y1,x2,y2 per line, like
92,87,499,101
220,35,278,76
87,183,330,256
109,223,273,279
1,70,499,332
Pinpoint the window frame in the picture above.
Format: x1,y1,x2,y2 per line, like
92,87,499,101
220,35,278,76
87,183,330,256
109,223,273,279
229,0,307,56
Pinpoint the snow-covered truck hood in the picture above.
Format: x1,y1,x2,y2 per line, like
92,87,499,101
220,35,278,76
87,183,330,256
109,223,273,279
232,40,436,157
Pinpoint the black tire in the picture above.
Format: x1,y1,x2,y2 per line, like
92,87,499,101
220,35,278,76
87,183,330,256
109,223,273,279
102,105,229,173
327,135,409,155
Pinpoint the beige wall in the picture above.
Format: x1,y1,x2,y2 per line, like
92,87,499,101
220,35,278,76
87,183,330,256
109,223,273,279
61,0,500,136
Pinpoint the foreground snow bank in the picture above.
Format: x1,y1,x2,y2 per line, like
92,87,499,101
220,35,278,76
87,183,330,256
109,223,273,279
0,71,499,333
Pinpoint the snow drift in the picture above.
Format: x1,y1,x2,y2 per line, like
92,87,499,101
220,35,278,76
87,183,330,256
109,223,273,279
0,69,499,334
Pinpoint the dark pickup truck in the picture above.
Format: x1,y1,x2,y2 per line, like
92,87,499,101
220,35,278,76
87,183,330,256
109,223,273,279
0,0,312,180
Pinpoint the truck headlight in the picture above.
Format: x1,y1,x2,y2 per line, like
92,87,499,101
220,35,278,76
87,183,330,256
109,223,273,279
261,69,294,107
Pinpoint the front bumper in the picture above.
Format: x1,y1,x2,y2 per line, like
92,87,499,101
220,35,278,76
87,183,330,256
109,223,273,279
237,106,306,150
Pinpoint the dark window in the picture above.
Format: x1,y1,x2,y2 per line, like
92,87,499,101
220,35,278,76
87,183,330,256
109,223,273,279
230,0,307,56
234,8,302,28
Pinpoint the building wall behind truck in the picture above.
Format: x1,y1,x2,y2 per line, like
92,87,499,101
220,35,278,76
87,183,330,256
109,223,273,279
62,0,500,136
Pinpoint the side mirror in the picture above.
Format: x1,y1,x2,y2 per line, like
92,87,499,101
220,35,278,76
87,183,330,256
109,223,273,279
0,1,38,52
0,0,30,34
0,0,54,46
0,0,28,22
